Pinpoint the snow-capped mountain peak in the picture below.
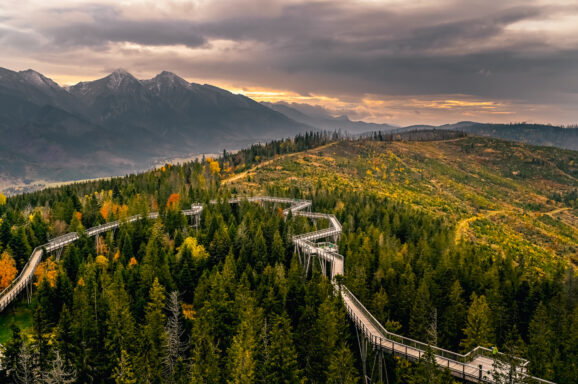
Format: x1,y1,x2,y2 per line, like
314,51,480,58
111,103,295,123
19,69,61,90
105,69,138,90
144,71,192,93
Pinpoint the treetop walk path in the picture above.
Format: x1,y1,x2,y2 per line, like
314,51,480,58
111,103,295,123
0,196,554,383
0,209,201,312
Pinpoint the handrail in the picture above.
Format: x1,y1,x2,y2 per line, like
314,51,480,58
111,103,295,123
0,208,203,311
0,195,556,384
0,246,43,309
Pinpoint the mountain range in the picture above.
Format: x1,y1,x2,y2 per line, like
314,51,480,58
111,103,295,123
1,67,577,193
0,68,313,191
261,101,398,133
263,102,578,151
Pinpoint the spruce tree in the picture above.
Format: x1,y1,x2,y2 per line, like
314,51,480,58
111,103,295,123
112,349,137,384
410,280,433,341
460,293,494,352
266,313,301,384
527,303,554,379
326,343,359,384
140,278,167,384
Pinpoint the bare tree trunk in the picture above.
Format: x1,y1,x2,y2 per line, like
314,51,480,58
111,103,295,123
15,343,38,384
164,291,186,383
42,350,77,384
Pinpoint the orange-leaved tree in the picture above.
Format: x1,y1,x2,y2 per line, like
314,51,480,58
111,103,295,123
0,250,18,289
166,193,181,210
34,258,58,287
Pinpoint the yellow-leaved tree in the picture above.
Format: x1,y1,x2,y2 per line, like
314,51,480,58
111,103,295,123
206,158,221,175
0,251,18,289
0,192,6,206
34,258,58,287
176,237,209,263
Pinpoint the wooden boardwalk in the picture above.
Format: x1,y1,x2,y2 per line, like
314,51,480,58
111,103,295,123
0,196,554,383
0,207,202,312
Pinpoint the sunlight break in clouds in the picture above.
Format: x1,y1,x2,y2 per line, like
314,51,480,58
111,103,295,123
1,0,577,125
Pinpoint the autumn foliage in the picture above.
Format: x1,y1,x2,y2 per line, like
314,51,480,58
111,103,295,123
100,200,129,220
34,258,58,287
166,193,181,210
206,157,221,175
0,251,18,289
128,257,138,268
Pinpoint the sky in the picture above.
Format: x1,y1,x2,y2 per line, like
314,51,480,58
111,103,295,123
1,0,577,126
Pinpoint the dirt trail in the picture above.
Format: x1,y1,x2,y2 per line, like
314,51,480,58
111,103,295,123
545,207,571,216
454,210,507,245
221,142,338,185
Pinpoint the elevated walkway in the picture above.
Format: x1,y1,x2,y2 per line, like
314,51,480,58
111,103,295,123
0,196,555,384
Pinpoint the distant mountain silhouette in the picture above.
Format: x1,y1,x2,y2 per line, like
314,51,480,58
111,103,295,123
266,101,578,151
263,101,398,133
0,68,311,190
442,122,578,151
398,122,578,150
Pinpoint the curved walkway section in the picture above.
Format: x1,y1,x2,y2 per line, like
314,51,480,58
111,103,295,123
0,207,202,312
0,196,553,383
220,196,553,384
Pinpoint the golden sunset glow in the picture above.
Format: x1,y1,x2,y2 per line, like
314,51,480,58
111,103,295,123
2,0,576,126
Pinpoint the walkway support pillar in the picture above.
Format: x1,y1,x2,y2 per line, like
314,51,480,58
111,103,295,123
356,324,369,384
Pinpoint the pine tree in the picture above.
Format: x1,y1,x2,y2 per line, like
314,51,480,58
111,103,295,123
112,349,137,384
190,315,221,384
141,223,174,291
210,226,231,264
0,218,12,254
1,325,23,382
441,280,466,350
270,230,285,264
140,278,167,384
105,269,136,360
228,291,263,384
326,343,359,384
460,293,494,352
527,303,554,379
560,306,578,384
54,305,75,363
266,313,301,384
409,280,433,341
252,226,267,272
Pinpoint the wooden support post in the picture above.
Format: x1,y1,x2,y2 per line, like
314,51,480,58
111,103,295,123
26,279,32,304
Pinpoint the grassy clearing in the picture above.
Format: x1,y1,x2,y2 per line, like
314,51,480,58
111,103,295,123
0,299,34,345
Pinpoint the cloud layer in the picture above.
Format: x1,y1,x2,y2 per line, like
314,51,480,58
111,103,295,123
1,0,577,125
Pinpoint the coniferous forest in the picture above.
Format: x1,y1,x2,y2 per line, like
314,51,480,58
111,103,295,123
0,132,576,384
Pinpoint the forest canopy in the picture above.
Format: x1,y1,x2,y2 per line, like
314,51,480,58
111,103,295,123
0,131,576,384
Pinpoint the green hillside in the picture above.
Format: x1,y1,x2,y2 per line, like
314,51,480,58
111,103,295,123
0,132,576,383
227,136,578,271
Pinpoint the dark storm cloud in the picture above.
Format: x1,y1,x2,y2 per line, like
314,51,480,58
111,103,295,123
42,6,205,48
2,0,577,116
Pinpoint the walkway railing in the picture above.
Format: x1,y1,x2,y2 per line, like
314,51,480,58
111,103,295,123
0,196,557,384
0,208,201,312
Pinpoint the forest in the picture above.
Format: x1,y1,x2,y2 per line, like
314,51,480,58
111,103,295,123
0,131,576,384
